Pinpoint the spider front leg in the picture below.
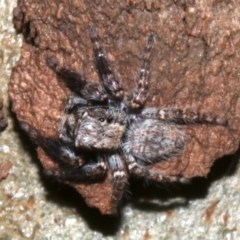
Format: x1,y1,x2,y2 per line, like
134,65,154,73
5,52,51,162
57,156,107,182
65,81,109,113
140,107,228,126
20,122,107,181
46,57,86,92
49,155,108,182
46,57,108,107
89,26,124,100
129,33,154,110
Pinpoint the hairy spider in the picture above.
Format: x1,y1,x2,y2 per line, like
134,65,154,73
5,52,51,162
21,26,228,212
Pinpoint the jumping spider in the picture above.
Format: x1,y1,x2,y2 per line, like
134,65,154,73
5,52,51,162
21,26,228,212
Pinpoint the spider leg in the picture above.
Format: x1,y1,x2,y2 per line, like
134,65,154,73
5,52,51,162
46,57,108,105
139,107,228,126
129,33,154,109
65,93,88,113
20,121,107,181
55,156,107,182
46,57,86,92
80,82,108,103
65,83,108,113
107,154,127,211
89,26,124,100
126,154,189,183
58,115,75,144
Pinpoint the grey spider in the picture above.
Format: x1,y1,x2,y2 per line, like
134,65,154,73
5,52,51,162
21,26,228,212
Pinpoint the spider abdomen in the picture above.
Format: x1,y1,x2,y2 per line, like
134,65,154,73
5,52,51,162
124,119,185,164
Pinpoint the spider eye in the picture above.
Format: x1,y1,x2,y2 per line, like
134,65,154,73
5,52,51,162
98,118,105,122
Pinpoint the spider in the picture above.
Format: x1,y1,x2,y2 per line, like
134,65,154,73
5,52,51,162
21,26,228,212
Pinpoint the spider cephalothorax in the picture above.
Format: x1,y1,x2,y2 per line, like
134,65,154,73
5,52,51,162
21,26,228,212
60,107,127,150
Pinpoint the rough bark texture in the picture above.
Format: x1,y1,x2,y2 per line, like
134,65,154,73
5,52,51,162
9,0,240,214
